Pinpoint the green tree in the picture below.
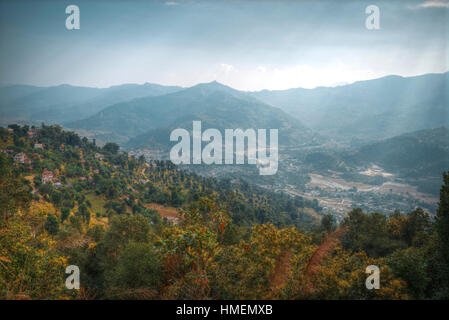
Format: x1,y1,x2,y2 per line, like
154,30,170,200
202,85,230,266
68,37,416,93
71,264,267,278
106,242,161,299
103,142,119,154
45,213,59,235
435,172,449,298
321,213,335,234
0,216,67,299
342,209,406,258
0,155,31,221
61,207,70,222
403,208,432,246
387,247,430,299
102,215,151,263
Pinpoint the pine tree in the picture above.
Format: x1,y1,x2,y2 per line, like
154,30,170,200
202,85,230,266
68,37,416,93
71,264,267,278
436,172,449,298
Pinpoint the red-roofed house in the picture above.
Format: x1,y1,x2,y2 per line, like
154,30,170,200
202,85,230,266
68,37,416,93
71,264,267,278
14,152,30,164
42,169,54,184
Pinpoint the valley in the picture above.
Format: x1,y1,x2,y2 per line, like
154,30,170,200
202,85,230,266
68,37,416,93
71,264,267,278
285,171,438,222
127,142,442,221
1,73,447,222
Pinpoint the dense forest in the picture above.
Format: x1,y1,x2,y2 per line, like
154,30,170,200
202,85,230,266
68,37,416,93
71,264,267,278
1,124,448,299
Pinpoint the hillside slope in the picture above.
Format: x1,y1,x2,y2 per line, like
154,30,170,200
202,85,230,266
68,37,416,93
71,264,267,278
68,81,321,147
253,72,449,141
345,126,449,178
0,83,182,123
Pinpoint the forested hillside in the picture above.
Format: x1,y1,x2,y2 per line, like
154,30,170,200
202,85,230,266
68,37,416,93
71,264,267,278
302,127,449,196
345,127,449,176
1,124,448,299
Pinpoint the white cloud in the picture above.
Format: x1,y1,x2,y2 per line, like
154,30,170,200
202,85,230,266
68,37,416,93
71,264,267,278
207,63,377,91
220,63,236,74
243,64,374,90
416,1,449,8
165,1,178,6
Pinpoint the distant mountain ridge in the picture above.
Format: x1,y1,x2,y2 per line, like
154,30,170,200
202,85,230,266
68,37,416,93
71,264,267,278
1,72,447,147
252,72,449,141
0,82,183,123
345,126,449,176
67,81,321,147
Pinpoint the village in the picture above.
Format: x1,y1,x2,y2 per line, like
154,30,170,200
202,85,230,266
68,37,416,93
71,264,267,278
0,126,108,191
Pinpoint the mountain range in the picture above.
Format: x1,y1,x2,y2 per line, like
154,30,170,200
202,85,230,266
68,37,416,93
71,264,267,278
2,72,447,145
252,72,448,141
0,83,182,123
67,81,319,147
346,126,449,178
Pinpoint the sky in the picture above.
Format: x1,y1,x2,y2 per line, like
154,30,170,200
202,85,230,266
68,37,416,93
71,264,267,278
0,0,448,90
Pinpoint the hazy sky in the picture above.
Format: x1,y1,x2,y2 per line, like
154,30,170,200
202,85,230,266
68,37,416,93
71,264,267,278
0,0,448,90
